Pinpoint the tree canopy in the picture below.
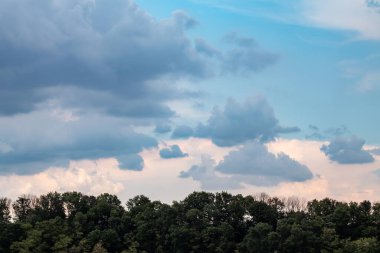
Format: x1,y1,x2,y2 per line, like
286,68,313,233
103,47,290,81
0,192,379,252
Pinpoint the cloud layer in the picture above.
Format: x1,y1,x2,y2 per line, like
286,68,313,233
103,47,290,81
0,111,157,174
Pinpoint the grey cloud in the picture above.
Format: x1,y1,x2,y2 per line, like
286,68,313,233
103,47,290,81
216,142,313,185
374,168,380,177
0,0,207,116
306,124,349,140
222,32,279,74
321,136,374,164
194,96,299,146
195,32,278,74
171,10,198,30
0,111,156,174
0,1,278,118
117,154,144,171
195,38,222,58
159,145,188,159
179,156,241,190
172,125,194,139
370,148,380,155
179,142,313,189
154,123,172,134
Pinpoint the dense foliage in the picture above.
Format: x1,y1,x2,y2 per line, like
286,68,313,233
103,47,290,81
0,191,380,252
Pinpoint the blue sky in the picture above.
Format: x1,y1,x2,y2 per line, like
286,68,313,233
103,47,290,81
136,0,380,142
0,0,380,202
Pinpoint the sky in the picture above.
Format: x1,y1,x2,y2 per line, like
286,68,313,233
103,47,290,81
1,0,380,203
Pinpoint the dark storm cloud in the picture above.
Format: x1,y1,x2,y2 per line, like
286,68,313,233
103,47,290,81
321,136,374,164
194,96,300,146
179,142,313,190
159,145,188,159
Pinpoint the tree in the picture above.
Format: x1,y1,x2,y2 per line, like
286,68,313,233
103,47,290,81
12,195,38,223
0,197,11,223
238,222,278,253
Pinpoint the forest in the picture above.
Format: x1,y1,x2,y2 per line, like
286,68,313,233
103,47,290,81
0,191,380,253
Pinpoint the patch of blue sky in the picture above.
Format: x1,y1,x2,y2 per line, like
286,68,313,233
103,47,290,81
135,0,380,144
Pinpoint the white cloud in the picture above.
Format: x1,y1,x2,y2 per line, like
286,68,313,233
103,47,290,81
301,0,380,40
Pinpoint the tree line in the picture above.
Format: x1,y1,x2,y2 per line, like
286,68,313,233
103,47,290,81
0,191,380,252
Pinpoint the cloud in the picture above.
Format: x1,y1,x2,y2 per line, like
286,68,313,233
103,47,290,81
0,0,279,118
216,141,313,185
180,141,313,189
195,32,278,74
300,0,380,40
0,0,279,175
194,96,300,146
159,145,188,159
0,0,207,117
171,10,199,29
306,125,349,140
374,168,380,177
179,156,241,190
195,38,222,58
0,111,156,174
321,135,374,164
370,148,380,155
154,123,172,134
221,32,279,74
172,125,195,139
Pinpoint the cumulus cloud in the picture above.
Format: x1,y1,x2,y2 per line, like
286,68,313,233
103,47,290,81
0,111,156,174
180,141,313,189
321,135,374,164
0,0,279,175
216,141,313,183
194,96,300,146
159,145,188,159
179,156,241,190
0,0,278,118
0,0,207,116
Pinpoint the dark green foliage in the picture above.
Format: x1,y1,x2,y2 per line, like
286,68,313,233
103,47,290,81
0,191,379,252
